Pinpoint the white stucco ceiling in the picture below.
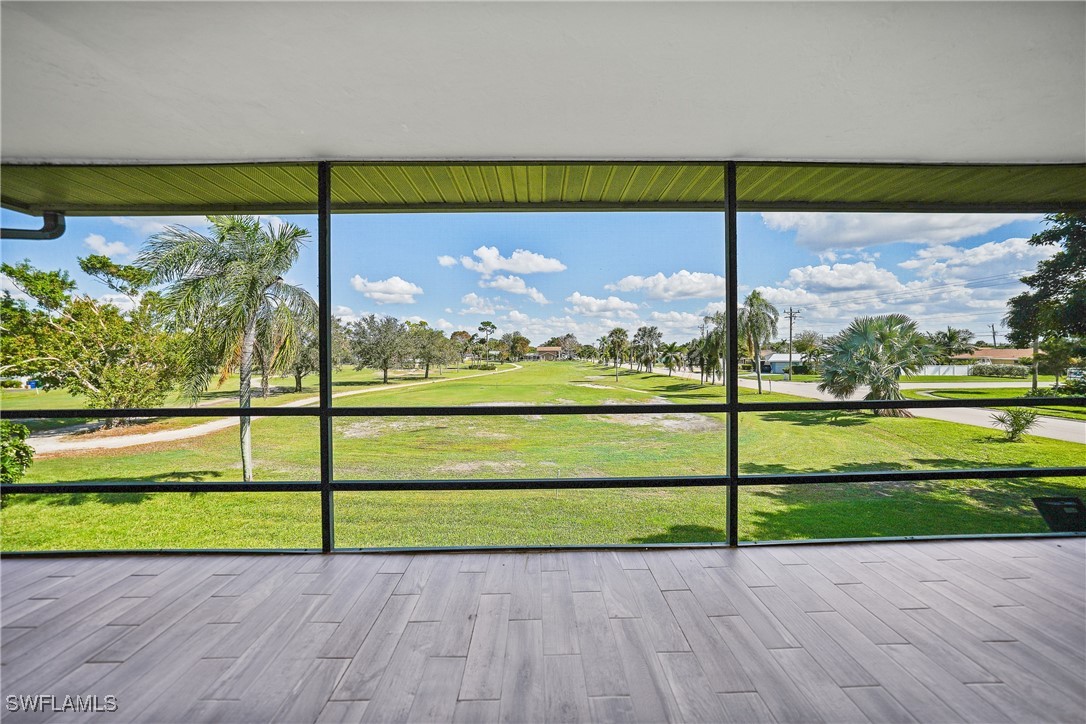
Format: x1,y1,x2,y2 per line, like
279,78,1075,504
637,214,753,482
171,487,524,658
2,1,1083,164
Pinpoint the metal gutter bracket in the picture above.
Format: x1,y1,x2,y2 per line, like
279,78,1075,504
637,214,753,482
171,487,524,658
1,211,66,240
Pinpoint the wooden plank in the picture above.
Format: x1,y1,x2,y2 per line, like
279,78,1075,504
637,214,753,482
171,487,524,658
310,557,383,623
482,553,515,594
272,659,351,724
706,566,800,649
596,552,640,618
609,618,684,724
643,551,688,591
499,620,545,724
657,652,728,723
540,551,567,571
544,655,591,723
317,700,368,723
395,555,436,594
431,572,485,656
663,590,751,693
966,682,1060,724
541,570,579,655
843,686,918,724
589,697,637,723
747,555,833,613
460,553,490,573
879,643,1011,723
319,573,402,657
135,657,235,724
623,569,689,652
711,616,822,723
667,550,738,617
567,552,601,592
837,582,999,685
453,700,500,724
359,621,439,724
331,594,420,700
808,611,962,723
751,585,877,688
718,692,778,723
410,556,462,622
784,565,908,645
614,550,648,569
376,553,413,574
571,591,628,696
461,593,511,701
405,656,466,723
771,647,868,723
509,554,541,620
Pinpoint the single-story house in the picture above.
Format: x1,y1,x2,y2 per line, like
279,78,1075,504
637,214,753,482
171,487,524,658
950,348,1033,365
763,353,800,374
536,346,562,361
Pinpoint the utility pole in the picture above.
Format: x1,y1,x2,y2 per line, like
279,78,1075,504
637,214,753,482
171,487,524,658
988,323,998,347
784,307,801,380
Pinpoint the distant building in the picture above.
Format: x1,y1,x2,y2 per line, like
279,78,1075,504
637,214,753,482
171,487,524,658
536,346,562,361
763,353,799,374
950,348,1033,364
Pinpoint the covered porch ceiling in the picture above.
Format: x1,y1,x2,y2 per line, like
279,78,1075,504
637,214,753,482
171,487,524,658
2,2,1083,216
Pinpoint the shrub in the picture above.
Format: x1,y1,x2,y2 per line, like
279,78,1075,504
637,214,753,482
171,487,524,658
0,420,34,484
970,363,1030,378
0,380,21,388
1059,377,1086,396
784,364,809,375
990,407,1039,442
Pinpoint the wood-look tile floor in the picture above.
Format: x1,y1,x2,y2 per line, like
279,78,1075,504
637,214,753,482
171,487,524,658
2,539,1084,723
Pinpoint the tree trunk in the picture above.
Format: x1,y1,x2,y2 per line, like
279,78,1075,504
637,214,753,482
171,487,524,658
383,365,389,384
1031,336,1039,392
754,342,763,394
425,361,430,379
294,372,303,392
239,318,257,483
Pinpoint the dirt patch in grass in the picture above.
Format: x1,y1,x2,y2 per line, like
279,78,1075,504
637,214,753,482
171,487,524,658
342,418,514,439
572,383,615,390
467,401,542,420
432,460,526,475
589,412,725,433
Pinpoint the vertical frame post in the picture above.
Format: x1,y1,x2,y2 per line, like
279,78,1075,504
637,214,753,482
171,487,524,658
318,161,334,552
725,162,740,546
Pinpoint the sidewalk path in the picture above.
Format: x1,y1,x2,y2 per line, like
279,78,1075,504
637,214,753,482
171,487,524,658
29,364,523,455
664,369,1084,444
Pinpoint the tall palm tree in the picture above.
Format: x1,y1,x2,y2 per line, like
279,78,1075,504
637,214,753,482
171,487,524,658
137,216,317,481
660,342,683,376
738,290,779,394
818,314,936,416
606,327,628,381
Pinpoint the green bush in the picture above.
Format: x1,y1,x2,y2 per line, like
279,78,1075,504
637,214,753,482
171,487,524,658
990,407,1039,442
970,363,1030,378
0,420,34,484
784,364,809,375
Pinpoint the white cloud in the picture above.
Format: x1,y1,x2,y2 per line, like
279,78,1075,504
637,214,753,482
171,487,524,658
333,304,362,323
350,275,423,304
564,292,639,318
607,270,726,301
506,310,531,326
784,262,901,294
460,246,566,277
83,233,131,258
435,318,455,331
761,212,1038,251
437,255,458,267
898,237,1055,278
480,275,549,304
98,293,138,312
650,310,703,327
110,216,207,236
460,293,501,315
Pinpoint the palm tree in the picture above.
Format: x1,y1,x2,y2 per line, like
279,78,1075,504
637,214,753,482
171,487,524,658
137,216,317,481
818,314,936,416
633,325,663,372
660,342,683,376
606,327,628,381
927,326,975,363
738,290,779,394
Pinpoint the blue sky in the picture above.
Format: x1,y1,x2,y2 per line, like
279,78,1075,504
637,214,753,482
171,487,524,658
1,208,1050,346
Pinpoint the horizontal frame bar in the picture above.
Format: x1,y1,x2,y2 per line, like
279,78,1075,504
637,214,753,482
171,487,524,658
9,466,1079,497
5,396,1083,420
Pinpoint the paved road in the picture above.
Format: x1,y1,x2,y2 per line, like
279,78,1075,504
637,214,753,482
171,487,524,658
29,364,524,454
668,369,1085,444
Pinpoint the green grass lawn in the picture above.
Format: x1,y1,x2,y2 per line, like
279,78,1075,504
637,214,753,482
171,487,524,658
900,374,1056,383
901,387,1086,421
2,361,1082,550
